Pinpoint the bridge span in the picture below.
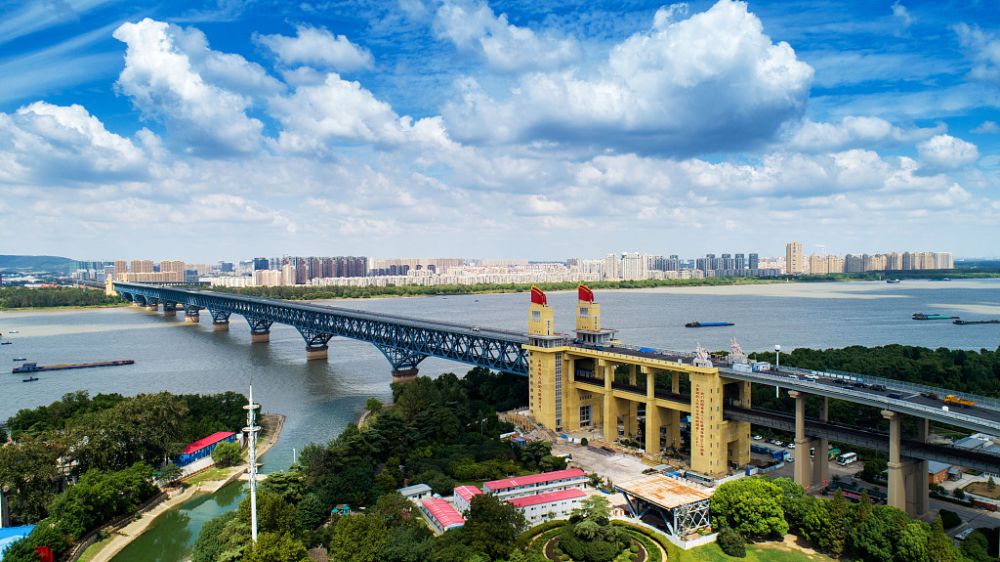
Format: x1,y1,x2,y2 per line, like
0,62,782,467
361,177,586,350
112,282,527,381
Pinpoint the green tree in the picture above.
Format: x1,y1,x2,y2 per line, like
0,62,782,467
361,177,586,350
329,513,389,562
895,520,931,562
847,505,905,562
296,494,327,531
0,434,65,523
366,397,383,415
260,470,306,503
926,516,962,562
246,531,310,562
212,440,242,467
238,490,297,535
819,489,850,557
463,494,527,560
710,478,789,540
960,530,993,562
158,462,183,484
861,456,888,482
717,526,747,558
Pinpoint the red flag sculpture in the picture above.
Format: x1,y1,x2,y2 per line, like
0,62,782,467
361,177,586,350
578,284,594,303
35,546,53,562
530,286,547,306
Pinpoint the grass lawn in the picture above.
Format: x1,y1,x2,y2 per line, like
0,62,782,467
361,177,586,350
76,535,114,562
184,467,230,486
965,481,1000,500
666,541,835,562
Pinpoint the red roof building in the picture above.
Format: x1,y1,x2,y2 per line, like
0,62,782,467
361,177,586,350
483,468,588,498
177,431,237,466
507,488,588,524
420,498,465,534
452,485,483,513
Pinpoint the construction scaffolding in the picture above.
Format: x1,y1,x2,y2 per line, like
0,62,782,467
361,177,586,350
615,474,712,538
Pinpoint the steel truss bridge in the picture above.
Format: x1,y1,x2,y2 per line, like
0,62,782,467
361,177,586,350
113,283,528,376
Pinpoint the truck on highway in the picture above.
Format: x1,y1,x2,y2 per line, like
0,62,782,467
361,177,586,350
944,395,976,407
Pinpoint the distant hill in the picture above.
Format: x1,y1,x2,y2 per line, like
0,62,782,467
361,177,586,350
0,255,77,272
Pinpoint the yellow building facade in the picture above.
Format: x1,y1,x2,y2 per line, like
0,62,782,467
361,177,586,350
525,288,751,476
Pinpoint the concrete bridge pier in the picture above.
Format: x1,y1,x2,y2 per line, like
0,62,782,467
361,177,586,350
245,317,272,343
298,329,334,361
162,301,176,317
184,305,201,323
788,390,813,488
210,310,231,331
391,368,419,384
881,410,908,513
812,396,830,488
146,299,159,311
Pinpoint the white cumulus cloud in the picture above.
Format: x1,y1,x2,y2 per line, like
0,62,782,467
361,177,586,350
433,1,579,73
113,18,267,156
955,23,1000,85
257,26,374,72
787,116,942,152
442,0,813,155
917,134,979,169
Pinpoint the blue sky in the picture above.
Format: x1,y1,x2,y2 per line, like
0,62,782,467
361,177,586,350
0,0,998,262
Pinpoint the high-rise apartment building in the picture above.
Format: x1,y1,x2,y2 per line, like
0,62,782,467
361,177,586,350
734,253,745,270
130,260,154,274
785,241,803,274
748,253,759,270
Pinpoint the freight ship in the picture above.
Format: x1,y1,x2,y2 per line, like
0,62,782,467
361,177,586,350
954,319,1000,325
12,360,135,374
912,313,959,320
685,321,735,328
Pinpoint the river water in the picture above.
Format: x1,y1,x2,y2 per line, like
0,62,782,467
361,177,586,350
1,280,998,560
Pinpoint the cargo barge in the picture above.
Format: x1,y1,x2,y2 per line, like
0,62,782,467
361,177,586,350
685,321,735,328
912,313,959,321
12,360,134,374
954,319,1000,325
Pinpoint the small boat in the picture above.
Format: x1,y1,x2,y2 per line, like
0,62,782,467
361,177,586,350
0,341,11,345
13,357,26,361
912,313,959,321
22,377,38,382
685,321,735,328
886,279,900,284
954,319,1000,325
9,330,18,334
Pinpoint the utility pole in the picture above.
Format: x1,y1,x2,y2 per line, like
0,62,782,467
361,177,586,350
243,386,261,544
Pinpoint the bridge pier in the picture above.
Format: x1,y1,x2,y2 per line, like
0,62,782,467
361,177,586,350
146,298,159,311
163,301,176,317
184,305,201,323
788,390,812,489
209,310,231,331
909,418,929,516
882,410,908,513
245,317,272,343
298,329,334,361
812,397,830,488
391,368,419,384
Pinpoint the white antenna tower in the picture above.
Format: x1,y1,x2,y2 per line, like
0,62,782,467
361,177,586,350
243,385,261,543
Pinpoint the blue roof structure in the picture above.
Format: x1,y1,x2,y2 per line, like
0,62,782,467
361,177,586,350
0,526,36,560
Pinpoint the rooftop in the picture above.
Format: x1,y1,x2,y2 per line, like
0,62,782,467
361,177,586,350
508,488,587,508
927,460,952,473
454,485,483,501
398,483,432,496
616,474,711,509
421,498,465,528
181,431,235,455
484,468,587,491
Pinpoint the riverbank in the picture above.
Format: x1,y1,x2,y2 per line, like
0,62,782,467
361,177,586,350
0,303,130,313
79,413,284,562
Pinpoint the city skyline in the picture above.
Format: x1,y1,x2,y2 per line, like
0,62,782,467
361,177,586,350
1,1,998,260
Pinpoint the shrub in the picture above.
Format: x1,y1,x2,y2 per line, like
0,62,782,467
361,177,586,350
580,437,589,447
717,527,747,558
212,441,242,467
939,508,962,529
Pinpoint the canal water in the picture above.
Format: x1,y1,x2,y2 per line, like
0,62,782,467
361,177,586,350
1,279,998,560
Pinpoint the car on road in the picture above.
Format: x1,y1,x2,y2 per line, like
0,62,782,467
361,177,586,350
956,528,976,541
752,435,763,441
787,443,796,449
887,392,903,399
871,384,887,391
771,439,784,447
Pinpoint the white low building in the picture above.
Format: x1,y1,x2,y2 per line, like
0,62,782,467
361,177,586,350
483,468,589,500
420,498,465,534
397,483,432,503
508,488,588,524
452,485,483,513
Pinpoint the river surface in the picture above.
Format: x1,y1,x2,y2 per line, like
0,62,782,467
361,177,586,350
1,279,999,560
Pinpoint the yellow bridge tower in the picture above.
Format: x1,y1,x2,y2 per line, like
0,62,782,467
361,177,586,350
525,285,751,476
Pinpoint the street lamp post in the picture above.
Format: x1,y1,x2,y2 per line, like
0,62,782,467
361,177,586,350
774,344,781,398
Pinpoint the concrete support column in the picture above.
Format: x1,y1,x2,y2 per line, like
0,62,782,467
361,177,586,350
602,361,618,444
213,321,230,331
163,303,176,317
146,302,159,311
671,373,680,395
305,345,329,361
813,397,830,487
391,368,418,384
251,331,270,343
908,418,930,516
788,390,811,488
882,410,907,512
643,367,660,455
